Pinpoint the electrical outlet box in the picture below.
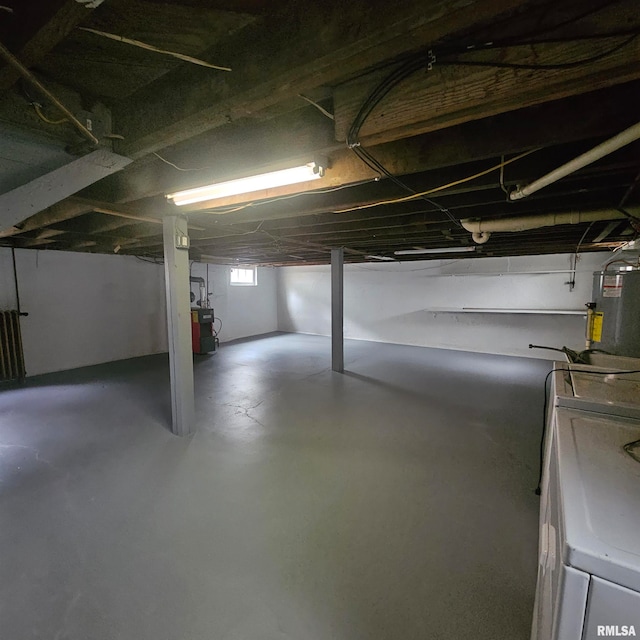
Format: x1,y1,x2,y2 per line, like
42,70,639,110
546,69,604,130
175,233,190,250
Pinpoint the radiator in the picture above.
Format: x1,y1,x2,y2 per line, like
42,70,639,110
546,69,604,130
0,310,26,381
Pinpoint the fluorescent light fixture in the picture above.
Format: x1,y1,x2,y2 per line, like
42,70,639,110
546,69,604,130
394,246,476,256
166,162,324,207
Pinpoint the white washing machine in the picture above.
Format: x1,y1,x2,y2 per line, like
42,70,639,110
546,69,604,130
538,359,640,553
551,356,640,420
532,407,640,639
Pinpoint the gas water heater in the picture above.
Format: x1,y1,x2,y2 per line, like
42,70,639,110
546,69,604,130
588,269,640,357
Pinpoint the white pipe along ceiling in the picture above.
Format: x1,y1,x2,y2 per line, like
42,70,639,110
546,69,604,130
461,207,639,244
510,121,640,201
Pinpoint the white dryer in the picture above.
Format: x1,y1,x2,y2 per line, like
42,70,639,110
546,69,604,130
532,408,640,640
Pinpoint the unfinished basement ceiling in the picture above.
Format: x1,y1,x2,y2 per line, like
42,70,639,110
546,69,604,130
0,0,638,265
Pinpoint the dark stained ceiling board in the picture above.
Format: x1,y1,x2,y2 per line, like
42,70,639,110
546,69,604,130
0,0,638,265
34,0,255,101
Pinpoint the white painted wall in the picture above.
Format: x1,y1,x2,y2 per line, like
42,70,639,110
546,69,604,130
189,262,278,343
277,252,612,360
1,248,168,376
0,249,278,377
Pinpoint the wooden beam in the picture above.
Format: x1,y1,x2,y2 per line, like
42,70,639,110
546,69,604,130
18,238,60,248
19,228,68,247
87,78,636,207
37,1,256,101
113,0,534,158
334,3,640,146
66,197,206,231
69,240,98,250
85,221,163,239
0,193,209,241
91,205,170,225
0,198,94,238
65,216,143,235
177,82,639,215
0,80,113,148
189,157,631,230
138,0,268,13
0,150,132,233
85,106,337,203
0,1,98,91
0,41,98,145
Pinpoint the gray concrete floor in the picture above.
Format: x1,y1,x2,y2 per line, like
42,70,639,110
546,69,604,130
0,333,549,640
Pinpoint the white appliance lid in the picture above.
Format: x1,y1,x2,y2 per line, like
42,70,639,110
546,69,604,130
569,368,640,407
557,408,640,592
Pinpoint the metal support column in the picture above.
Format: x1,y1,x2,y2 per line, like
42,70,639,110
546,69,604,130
163,215,195,436
331,247,344,373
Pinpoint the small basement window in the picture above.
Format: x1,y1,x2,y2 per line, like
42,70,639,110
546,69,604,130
230,266,257,286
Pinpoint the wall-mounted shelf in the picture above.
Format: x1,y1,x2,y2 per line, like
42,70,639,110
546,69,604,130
425,308,587,316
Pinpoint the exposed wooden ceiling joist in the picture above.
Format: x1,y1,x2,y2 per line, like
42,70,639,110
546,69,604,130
170,83,639,215
0,0,97,91
138,0,270,13
1,0,638,265
85,106,337,203
334,0,640,146
37,0,256,101
112,0,536,158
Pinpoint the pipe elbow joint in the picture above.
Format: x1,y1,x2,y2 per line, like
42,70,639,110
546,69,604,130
472,231,491,244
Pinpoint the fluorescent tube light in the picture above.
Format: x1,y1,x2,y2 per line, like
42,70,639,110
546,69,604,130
167,162,324,207
367,255,395,261
394,247,476,256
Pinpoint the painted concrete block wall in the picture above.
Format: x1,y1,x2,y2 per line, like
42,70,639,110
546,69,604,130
0,249,278,377
1,248,168,376
277,252,611,360
189,262,278,343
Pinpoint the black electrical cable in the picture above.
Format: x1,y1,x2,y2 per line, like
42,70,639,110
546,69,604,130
212,316,222,338
494,0,626,43
439,34,637,71
625,439,640,463
347,52,433,145
345,48,460,226
345,7,638,235
348,30,637,142
535,366,640,495
536,368,558,495
489,30,640,48
353,146,461,226
344,50,454,221
135,255,164,264
348,32,637,145
343,0,627,81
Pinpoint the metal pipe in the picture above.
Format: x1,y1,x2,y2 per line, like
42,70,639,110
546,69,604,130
510,121,640,201
585,303,596,350
0,39,99,146
11,248,21,315
190,276,207,307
